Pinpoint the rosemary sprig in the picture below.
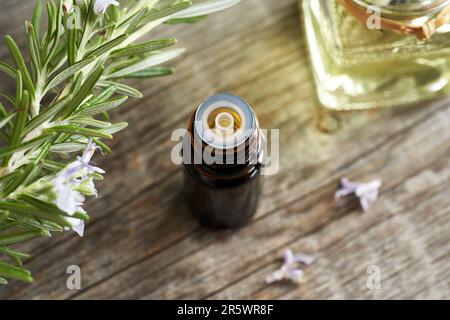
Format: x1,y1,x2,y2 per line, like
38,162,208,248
0,0,240,285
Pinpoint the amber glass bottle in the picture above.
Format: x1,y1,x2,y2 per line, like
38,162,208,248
183,93,263,229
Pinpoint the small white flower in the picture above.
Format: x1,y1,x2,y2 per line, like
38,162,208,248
335,177,382,211
63,0,74,13
53,178,84,216
66,217,85,237
266,250,314,285
52,140,104,237
93,0,119,15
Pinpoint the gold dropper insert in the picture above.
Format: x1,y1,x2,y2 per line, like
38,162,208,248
214,112,235,136
207,107,242,130
194,94,255,151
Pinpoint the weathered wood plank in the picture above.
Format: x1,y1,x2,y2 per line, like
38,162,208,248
71,101,450,300
0,0,449,300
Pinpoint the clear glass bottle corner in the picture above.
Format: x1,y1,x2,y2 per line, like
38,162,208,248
303,0,450,110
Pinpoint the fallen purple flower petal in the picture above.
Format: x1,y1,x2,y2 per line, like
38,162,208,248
335,177,382,212
266,249,314,285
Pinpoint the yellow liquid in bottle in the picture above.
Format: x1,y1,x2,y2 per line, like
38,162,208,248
303,0,450,109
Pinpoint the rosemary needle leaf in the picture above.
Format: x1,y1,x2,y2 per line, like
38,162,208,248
110,38,177,58
70,118,112,128
76,96,128,117
4,36,35,95
112,67,174,79
45,57,96,92
0,61,16,79
49,142,86,153
15,70,23,106
140,1,192,25
25,22,42,72
92,138,112,154
106,48,185,79
0,170,22,184
24,95,72,135
84,34,128,59
0,246,31,260
171,0,241,19
9,91,29,147
122,7,148,34
32,0,44,37
100,122,128,135
0,261,33,283
7,213,64,232
41,159,65,173
0,92,16,108
166,16,208,24
0,230,48,246
89,84,118,104
68,32,78,67
0,134,55,159
96,81,143,98
45,125,113,139
58,66,105,118
0,201,71,228
0,113,17,130
43,1,64,67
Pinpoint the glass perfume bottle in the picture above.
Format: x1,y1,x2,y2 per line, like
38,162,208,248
303,0,450,110
183,94,263,229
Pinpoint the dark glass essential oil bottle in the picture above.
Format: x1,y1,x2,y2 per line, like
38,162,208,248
182,93,263,229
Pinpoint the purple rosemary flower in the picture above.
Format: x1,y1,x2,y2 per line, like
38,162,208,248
335,177,382,211
266,249,314,285
52,140,105,237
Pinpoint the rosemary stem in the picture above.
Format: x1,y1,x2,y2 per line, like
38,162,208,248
30,72,45,117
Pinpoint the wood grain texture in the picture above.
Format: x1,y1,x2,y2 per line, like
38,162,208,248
0,0,449,299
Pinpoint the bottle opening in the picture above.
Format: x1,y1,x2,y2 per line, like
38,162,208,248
194,93,256,150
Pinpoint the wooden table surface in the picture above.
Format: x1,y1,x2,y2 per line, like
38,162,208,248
0,0,449,300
